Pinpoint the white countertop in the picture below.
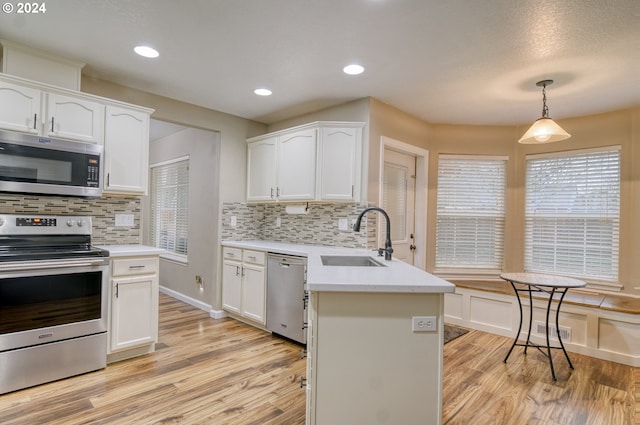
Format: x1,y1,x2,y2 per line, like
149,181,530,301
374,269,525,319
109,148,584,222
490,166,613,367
222,240,455,294
97,244,165,257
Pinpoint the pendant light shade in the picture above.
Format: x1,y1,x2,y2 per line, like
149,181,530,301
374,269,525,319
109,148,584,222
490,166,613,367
518,80,571,144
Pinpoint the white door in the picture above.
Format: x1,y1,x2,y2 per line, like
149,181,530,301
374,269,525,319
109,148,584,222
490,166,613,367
382,149,416,265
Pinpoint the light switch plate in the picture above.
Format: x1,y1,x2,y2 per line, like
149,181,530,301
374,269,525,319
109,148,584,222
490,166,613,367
115,213,134,227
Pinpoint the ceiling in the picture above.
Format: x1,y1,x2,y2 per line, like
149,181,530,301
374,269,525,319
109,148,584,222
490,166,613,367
0,0,639,126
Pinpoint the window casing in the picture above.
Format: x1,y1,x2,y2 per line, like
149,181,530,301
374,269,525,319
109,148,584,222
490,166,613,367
435,155,507,273
524,147,620,283
150,156,189,263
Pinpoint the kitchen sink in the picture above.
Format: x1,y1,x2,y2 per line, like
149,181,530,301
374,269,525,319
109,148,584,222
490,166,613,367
320,255,386,267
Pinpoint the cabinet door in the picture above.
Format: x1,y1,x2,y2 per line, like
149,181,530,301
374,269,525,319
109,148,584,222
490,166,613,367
110,275,157,352
247,137,277,201
318,127,361,201
278,128,317,201
103,105,150,194
222,260,242,314
46,93,104,144
241,263,266,324
0,81,41,134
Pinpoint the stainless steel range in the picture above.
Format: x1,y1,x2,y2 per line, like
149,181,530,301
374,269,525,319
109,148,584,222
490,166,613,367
0,214,110,394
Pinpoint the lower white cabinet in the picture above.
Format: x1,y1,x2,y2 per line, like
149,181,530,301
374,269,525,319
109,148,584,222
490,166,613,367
222,247,266,325
108,255,159,362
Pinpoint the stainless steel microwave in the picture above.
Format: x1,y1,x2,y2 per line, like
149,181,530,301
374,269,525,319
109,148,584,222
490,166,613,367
0,130,103,197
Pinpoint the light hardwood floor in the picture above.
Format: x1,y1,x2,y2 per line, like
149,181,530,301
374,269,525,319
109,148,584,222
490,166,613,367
0,293,637,425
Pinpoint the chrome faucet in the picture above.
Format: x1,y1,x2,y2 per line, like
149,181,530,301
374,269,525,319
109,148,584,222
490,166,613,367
353,207,394,261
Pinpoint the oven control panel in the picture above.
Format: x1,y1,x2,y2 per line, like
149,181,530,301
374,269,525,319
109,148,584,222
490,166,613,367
0,214,93,236
16,217,57,227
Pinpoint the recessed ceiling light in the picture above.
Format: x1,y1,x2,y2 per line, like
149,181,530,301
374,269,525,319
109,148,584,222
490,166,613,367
254,88,272,96
343,64,364,75
134,45,159,58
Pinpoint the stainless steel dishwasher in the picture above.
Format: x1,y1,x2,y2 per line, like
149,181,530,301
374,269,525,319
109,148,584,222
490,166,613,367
266,253,307,344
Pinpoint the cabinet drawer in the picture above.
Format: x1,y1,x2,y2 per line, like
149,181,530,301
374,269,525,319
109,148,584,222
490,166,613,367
223,247,242,261
112,256,158,276
243,250,265,265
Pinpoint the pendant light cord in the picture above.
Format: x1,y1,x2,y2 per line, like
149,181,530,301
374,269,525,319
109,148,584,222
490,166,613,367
541,83,549,118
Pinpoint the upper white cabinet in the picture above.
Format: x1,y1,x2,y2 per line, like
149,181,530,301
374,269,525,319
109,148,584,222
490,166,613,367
247,128,317,202
0,78,104,143
317,126,362,201
246,121,363,203
103,105,150,195
277,128,317,201
247,136,278,201
0,80,41,134
45,93,104,144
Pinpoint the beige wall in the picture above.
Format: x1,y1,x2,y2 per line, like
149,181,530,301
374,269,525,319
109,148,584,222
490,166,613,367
81,76,266,203
370,101,640,297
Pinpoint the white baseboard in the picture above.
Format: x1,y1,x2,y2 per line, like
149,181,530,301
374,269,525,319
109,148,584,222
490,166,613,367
159,286,227,319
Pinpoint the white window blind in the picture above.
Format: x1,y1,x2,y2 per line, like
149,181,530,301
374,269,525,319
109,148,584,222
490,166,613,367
436,155,506,270
150,156,189,260
525,147,620,281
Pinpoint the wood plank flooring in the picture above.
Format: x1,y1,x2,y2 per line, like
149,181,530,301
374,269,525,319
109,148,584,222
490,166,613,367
0,293,636,425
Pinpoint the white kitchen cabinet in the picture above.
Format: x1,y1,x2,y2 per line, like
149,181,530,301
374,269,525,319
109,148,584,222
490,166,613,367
317,125,362,201
221,247,267,325
0,80,41,134
103,105,151,194
108,255,159,360
277,128,317,201
246,137,278,201
45,92,104,144
246,128,316,202
246,121,363,203
305,290,445,425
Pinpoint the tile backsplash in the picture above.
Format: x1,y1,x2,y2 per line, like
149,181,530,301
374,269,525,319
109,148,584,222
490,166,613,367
0,193,141,245
221,202,377,249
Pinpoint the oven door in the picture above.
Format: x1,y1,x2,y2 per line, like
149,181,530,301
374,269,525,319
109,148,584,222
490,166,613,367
0,129,102,197
0,260,108,352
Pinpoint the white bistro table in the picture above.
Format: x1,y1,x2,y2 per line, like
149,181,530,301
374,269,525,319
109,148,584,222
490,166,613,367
499,272,587,380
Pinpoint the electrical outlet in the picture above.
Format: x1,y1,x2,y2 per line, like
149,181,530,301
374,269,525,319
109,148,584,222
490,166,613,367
412,316,437,332
338,218,348,230
276,217,281,228
229,216,237,227
195,275,203,288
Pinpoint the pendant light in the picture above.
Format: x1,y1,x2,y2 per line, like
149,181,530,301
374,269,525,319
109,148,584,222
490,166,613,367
518,79,571,144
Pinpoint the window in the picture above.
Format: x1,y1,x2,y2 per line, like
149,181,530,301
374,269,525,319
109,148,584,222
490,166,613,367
436,155,507,272
525,147,620,282
150,156,189,262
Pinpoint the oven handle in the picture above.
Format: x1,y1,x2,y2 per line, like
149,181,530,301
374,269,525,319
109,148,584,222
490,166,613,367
0,258,109,272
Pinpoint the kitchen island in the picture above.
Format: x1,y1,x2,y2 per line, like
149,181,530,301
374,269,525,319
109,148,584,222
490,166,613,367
221,241,455,425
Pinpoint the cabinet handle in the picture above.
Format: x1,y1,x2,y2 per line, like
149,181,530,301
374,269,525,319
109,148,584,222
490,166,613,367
33,114,37,130
241,266,245,277
276,187,280,197
271,188,274,199
300,377,307,388
235,265,240,276
107,173,110,187
128,265,146,269
227,252,235,257
351,185,354,198
115,283,119,298
248,255,256,261
51,116,54,133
